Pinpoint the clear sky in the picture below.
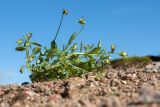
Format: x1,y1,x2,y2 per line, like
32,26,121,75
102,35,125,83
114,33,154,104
0,0,160,85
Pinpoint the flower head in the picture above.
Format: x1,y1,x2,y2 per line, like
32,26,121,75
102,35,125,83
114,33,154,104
78,18,85,25
63,9,68,15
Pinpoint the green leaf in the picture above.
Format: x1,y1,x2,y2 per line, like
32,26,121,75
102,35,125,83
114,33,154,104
31,42,42,47
88,47,101,54
28,55,35,62
70,43,77,52
36,58,43,64
20,66,25,73
51,40,57,49
16,39,23,45
15,46,26,51
84,45,89,51
40,51,45,56
84,44,94,52
46,50,53,59
98,40,101,48
32,47,41,54
65,33,77,49
90,44,94,50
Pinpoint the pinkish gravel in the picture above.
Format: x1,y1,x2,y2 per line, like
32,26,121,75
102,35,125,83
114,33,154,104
1,62,160,107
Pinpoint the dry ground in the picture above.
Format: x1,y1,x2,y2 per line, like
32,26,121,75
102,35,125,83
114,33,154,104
1,57,160,107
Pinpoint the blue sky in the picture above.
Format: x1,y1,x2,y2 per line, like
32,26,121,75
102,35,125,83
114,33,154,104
0,0,160,85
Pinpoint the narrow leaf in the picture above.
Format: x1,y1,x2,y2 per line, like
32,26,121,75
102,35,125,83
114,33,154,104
31,42,42,47
98,40,101,48
15,46,26,51
32,47,41,54
88,47,101,54
20,66,25,73
65,33,77,49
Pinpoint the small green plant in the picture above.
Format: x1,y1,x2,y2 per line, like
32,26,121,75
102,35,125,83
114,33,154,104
16,9,127,82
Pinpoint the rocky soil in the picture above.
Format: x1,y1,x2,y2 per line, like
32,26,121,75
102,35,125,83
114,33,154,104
1,61,160,107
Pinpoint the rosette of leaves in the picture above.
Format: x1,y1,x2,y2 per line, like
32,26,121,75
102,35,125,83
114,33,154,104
16,9,127,82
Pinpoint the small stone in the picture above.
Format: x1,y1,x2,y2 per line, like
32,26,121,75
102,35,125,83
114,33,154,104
132,73,137,80
0,102,9,107
110,79,121,87
121,81,127,85
111,87,118,92
107,97,123,107
106,72,117,79
127,74,133,80
0,90,4,95
13,101,21,106
139,87,160,103
145,63,160,73
155,62,160,71
25,90,36,97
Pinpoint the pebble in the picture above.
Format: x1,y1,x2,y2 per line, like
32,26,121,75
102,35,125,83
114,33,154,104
110,79,121,87
0,90,4,95
145,62,160,73
0,102,9,107
121,81,127,85
139,87,160,103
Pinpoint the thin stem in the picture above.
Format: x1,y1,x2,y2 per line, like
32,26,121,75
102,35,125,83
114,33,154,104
76,25,85,37
53,13,64,41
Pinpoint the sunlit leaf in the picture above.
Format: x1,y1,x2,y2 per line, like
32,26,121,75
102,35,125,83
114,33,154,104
16,39,23,45
88,47,101,54
32,47,41,54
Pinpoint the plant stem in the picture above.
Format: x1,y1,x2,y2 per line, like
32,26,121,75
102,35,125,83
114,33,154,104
53,13,64,41
77,25,84,37
25,43,32,72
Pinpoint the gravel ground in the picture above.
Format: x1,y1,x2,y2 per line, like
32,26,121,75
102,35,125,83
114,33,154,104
1,62,160,107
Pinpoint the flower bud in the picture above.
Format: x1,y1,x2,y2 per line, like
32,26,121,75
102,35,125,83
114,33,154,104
119,51,127,57
111,44,116,53
105,59,110,64
26,33,32,38
78,18,85,25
